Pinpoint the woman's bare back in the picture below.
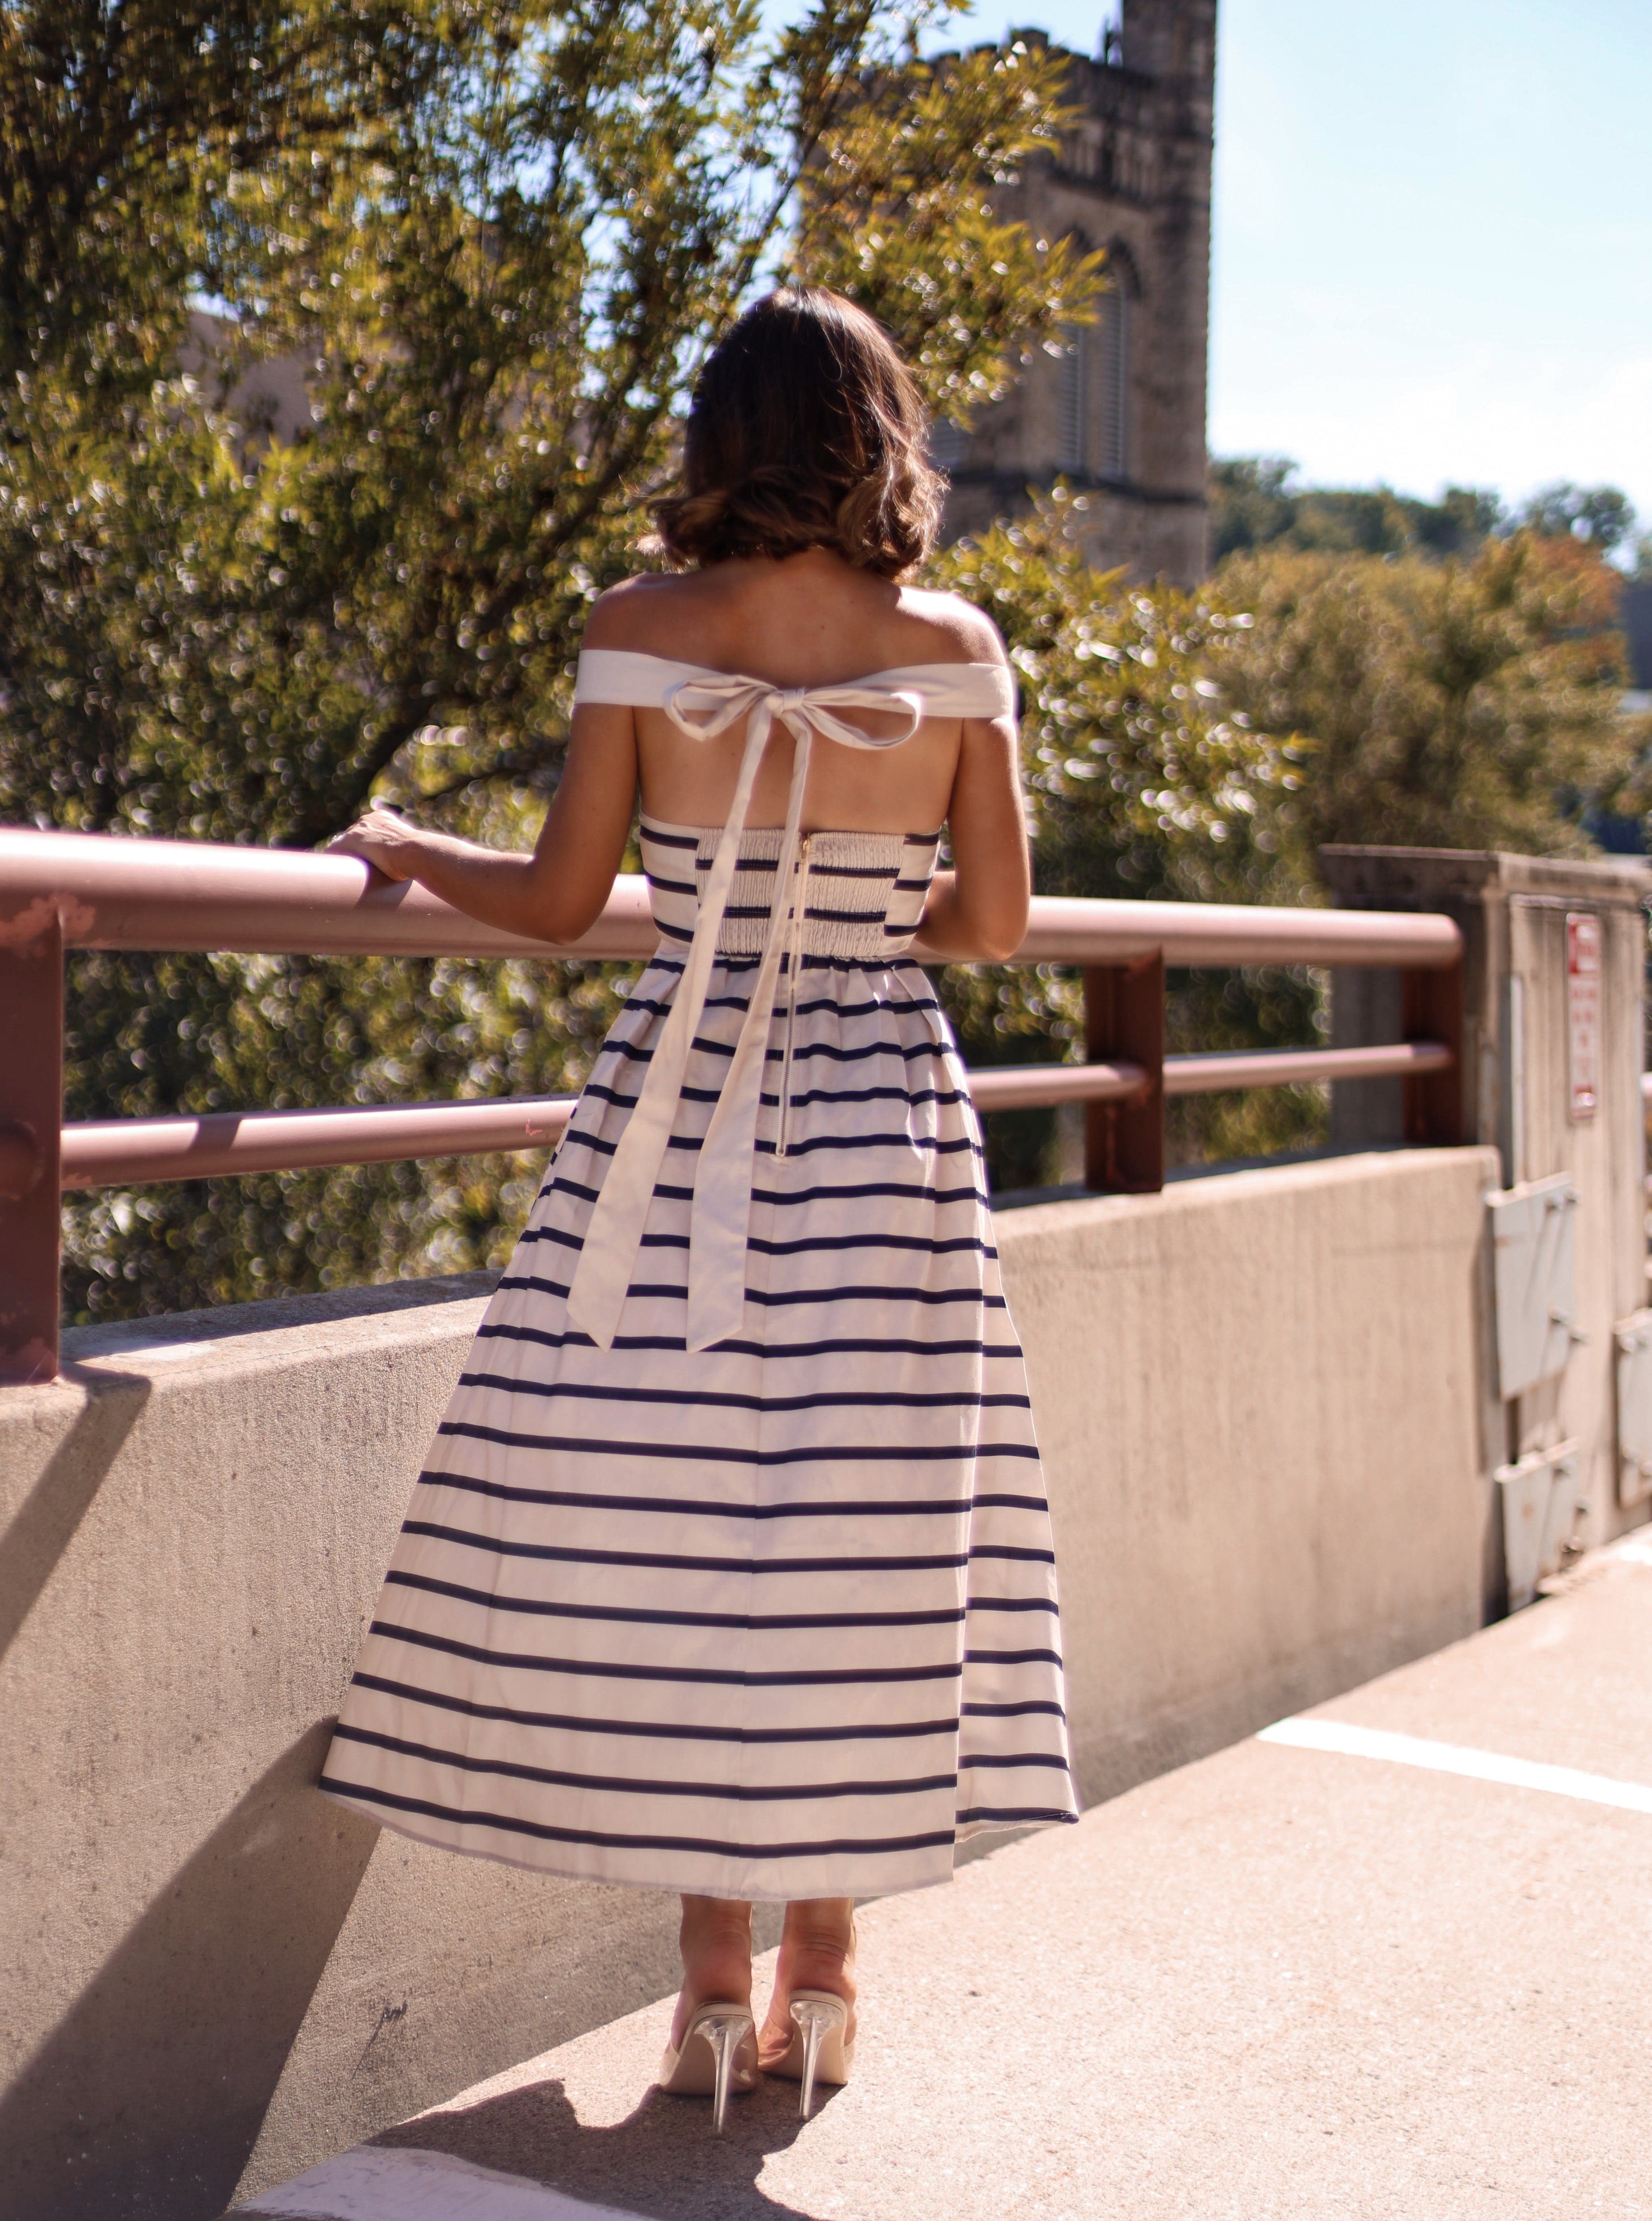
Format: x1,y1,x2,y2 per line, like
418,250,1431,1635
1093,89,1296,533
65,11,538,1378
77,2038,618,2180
583,546,1006,837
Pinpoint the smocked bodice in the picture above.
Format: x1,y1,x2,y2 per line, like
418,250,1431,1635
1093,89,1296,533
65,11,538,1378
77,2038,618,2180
639,816,938,962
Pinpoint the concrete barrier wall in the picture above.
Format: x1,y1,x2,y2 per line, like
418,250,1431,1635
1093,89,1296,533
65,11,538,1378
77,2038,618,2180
0,1146,1502,2218
1006,1150,1503,1802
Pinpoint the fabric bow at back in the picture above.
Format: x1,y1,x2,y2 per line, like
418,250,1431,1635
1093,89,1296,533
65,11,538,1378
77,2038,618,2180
564,665,923,1352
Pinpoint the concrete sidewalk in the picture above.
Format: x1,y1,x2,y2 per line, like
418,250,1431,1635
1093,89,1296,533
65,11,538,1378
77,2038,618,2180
237,1540,1652,2221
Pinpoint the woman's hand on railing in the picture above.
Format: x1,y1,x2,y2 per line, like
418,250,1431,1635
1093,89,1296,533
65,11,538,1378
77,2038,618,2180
326,804,426,882
319,700,639,944
327,805,553,937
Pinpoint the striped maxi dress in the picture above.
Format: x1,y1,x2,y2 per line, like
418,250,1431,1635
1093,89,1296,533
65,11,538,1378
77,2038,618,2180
320,651,1079,1901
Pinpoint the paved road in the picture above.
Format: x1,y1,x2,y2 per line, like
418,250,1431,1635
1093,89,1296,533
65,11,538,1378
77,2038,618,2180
239,1538,1652,2221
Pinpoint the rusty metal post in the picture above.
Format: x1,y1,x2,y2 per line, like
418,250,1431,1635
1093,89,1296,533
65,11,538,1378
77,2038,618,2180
0,910,64,1384
1082,955,1165,1192
1401,955,1466,1146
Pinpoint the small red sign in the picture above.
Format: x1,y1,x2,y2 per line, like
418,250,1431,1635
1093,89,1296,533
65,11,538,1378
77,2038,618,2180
1566,911,1601,1122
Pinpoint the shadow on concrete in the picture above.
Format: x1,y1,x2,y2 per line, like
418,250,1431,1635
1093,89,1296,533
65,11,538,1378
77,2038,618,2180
0,1367,150,1660
0,1722,378,2221
61,1268,503,1363
373,2073,828,2221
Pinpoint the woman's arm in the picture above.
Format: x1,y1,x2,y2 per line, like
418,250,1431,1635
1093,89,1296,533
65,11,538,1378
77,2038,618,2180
918,706,1031,963
326,700,639,944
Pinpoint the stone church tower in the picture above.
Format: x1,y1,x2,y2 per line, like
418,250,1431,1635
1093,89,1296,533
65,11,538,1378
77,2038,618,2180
937,0,1217,583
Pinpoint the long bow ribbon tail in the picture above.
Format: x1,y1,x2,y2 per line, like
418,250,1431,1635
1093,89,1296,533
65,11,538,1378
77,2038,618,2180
563,678,775,1350
684,684,924,1354
684,709,812,1352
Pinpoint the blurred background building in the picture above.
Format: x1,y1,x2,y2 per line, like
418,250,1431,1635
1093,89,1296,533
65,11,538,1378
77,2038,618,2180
935,0,1217,584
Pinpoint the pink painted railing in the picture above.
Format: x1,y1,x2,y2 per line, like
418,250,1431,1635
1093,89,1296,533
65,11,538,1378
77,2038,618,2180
0,827,1465,1383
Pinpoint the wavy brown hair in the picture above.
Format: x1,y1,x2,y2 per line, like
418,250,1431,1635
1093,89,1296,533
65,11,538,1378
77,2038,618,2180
652,288,944,578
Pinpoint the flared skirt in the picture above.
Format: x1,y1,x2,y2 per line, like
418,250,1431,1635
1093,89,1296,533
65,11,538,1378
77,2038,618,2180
319,950,1079,1899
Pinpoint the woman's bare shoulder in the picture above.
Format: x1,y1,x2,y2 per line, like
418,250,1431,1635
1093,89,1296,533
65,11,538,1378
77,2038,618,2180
580,564,1007,679
580,573,704,653
887,584,1008,668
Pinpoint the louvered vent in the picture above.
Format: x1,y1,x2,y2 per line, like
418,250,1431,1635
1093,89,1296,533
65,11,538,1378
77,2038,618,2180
1096,289,1129,482
1056,325,1087,473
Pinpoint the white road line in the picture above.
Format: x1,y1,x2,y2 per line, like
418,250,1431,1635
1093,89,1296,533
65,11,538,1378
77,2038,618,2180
237,2145,646,2221
1257,1716,1652,1815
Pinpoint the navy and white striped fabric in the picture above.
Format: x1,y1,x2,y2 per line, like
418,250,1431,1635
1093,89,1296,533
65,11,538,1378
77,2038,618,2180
321,681,1078,1901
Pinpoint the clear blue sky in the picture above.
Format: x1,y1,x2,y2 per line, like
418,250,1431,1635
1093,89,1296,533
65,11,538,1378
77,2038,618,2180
766,3,1652,527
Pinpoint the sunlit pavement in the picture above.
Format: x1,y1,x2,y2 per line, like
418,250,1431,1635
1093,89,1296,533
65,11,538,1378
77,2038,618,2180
236,1537,1652,2221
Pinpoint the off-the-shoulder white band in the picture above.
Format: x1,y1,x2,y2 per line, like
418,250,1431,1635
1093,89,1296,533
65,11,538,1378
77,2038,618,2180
572,647,1014,720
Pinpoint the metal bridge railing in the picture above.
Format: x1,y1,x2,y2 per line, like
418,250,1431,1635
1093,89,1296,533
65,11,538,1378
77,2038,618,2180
0,826,1466,1383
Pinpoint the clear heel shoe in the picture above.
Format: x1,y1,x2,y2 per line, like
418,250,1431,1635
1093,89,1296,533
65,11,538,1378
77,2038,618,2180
657,2001,757,2134
773,1989,853,2121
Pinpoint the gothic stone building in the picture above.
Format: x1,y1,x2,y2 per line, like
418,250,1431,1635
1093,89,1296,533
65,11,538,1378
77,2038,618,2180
937,0,1217,584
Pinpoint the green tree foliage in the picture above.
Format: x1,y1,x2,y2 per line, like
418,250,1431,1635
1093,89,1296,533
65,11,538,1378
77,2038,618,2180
2,1,1099,844
0,0,437,390
0,0,1098,1318
1212,459,1646,580
1215,532,1630,863
927,499,1638,1187
930,490,1303,906
1210,457,1506,565
1195,530,1636,1171
927,490,1322,1182
1516,480,1638,556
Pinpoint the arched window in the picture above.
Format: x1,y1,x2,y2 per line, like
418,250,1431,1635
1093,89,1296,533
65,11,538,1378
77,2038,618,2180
1053,224,1093,475
1053,244,1136,483
1090,242,1139,483
1094,282,1129,482
1056,324,1088,473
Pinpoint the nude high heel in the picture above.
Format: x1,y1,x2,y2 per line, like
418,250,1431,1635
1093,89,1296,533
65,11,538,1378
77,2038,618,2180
772,1990,853,2120
657,2001,757,2133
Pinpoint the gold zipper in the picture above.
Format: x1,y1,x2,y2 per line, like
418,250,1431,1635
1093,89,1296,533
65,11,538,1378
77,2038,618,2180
775,833,812,1160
